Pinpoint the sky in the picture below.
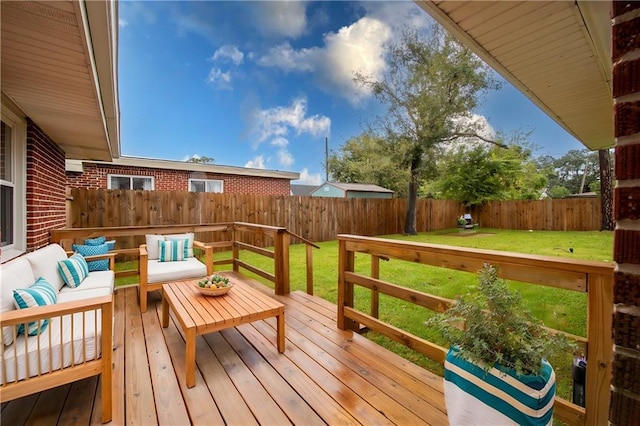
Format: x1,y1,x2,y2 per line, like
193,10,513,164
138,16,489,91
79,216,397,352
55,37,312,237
118,1,586,185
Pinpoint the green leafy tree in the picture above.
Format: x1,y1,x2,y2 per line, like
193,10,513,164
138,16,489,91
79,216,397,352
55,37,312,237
327,132,409,197
426,134,546,206
547,186,571,199
550,149,598,194
354,26,502,234
185,155,215,164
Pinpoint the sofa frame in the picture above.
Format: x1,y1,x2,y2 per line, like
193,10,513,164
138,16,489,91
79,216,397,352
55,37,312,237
0,251,114,423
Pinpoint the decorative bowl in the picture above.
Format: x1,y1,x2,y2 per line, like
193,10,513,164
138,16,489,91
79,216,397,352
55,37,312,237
195,282,233,296
195,275,233,297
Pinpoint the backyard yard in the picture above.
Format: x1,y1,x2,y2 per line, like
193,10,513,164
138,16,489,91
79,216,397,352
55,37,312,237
115,228,613,401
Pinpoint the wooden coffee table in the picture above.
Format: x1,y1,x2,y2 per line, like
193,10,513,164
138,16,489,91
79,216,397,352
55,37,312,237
161,276,285,388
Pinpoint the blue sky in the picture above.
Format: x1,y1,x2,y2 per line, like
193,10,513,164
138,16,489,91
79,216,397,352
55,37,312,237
118,1,585,185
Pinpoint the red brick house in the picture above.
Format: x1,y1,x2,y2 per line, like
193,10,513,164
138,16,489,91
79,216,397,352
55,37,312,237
66,157,298,195
1,0,119,262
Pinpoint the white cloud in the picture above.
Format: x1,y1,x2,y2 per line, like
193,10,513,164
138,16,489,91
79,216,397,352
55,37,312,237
211,45,244,65
447,114,497,150
257,17,392,105
245,156,266,169
251,97,330,146
277,149,295,167
119,19,129,28
271,137,289,148
258,43,316,72
295,168,323,185
206,68,232,90
253,1,307,39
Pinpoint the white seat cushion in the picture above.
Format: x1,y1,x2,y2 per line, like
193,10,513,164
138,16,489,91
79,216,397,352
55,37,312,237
147,257,206,284
1,310,102,383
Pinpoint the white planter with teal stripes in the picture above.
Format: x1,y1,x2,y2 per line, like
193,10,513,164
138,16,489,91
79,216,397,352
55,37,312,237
444,347,556,425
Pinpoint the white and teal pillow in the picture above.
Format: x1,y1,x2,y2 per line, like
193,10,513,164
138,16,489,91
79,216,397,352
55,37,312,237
158,239,185,262
165,232,194,257
13,277,58,335
58,253,89,288
72,243,109,271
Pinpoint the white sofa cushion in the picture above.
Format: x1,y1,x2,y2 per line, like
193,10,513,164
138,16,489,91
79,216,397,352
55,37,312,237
25,244,68,292
147,257,206,284
145,234,164,260
57,270,114,302
1,310,102,383
1,262,36,346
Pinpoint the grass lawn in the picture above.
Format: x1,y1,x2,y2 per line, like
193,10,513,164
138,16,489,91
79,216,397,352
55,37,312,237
116,228,613,401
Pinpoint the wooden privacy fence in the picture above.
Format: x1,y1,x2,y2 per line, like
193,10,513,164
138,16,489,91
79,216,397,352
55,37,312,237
66,188,602,242
469,199,602,231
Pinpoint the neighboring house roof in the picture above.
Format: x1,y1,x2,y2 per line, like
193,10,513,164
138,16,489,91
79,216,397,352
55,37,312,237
417,1,612,150
290,184,319,196
1,0,120,161
322,182,394,193
66,156,300,180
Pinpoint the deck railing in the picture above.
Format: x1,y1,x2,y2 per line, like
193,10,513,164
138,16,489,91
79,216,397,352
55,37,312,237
337,234,613,426
50,222,318,295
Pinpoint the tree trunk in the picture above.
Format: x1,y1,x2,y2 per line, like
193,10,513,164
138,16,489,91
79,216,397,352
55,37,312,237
404,163,419,235
598,149,614,231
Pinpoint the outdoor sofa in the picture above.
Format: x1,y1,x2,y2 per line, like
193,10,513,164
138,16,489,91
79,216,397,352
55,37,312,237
0,243,114,423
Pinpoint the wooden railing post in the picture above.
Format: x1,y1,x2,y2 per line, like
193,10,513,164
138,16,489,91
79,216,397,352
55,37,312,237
306,243,314,295
232,224,239,273
371,255,380,319
274,229,290,295
585,272,613,426
337,237,356,331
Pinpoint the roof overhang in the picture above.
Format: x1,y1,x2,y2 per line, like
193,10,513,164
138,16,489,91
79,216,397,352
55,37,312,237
1,0,120,161
415,1,613,151
68,157,301,180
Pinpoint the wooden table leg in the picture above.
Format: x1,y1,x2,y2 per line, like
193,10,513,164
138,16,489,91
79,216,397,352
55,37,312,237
161,290,169,328
185,328,196,388
276,309,285,353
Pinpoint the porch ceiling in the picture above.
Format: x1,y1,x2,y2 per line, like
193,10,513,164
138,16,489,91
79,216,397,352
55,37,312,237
1,0,120,161
416,1,613,151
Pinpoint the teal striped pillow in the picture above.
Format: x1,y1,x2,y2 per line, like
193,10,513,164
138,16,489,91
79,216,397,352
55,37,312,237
13,277,58,335
57,253,89,288
158,239,185,262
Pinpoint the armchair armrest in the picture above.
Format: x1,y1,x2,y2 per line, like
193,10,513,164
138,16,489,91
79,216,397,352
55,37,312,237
193,241,214,275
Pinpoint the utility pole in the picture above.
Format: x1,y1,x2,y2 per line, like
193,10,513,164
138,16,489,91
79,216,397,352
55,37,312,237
325,136,329,182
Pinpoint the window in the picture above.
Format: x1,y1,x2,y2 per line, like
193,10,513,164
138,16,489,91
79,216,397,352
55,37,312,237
1,103,27,261
1,122,14,247
189,179,223,193
108,174,154,190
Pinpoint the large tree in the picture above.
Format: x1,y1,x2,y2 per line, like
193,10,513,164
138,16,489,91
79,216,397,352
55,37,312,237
598,149,614,231
354,26,502,234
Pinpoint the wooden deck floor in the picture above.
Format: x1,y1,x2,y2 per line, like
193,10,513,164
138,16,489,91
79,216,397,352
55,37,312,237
1,273,447,425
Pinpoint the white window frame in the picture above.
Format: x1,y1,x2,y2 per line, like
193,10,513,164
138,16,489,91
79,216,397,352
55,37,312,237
107,174,154,190
1,102,27,262
188,178,224,193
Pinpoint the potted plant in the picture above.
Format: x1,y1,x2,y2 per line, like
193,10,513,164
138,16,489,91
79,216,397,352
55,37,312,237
428,264,574,425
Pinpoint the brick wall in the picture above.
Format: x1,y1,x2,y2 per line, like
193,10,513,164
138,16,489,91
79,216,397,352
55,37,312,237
26,119,67,250
66,163,291,195
610,2,640,424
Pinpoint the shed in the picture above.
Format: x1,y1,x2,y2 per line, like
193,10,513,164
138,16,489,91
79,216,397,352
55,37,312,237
311,182,394,199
